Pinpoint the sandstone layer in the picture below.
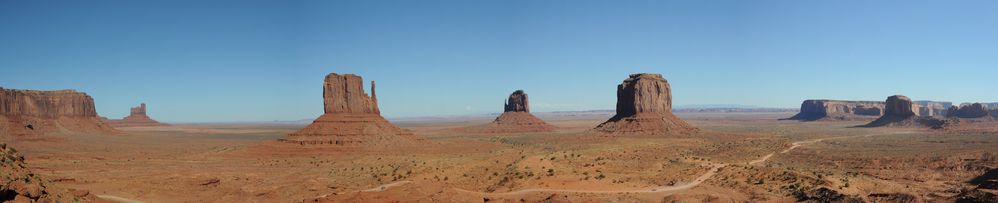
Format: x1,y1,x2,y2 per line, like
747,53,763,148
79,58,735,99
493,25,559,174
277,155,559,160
591,73,697,135
864,95,944,128
282,73,416,145
473,90,555,133
785,100,885,121
1,87,118,136
107,103,167,127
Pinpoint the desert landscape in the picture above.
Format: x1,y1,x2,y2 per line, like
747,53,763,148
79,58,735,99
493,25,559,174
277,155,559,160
2,72,997,203
3,1,998,203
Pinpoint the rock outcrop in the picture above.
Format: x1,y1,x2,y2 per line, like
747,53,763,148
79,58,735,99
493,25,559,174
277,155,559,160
591,73,697,135
947,103,992,119
107,103,167,127
864,95,944,128
282,73,417,145
472,90,555,133
785,100,885,121
1,143,99,202
1,87,118,136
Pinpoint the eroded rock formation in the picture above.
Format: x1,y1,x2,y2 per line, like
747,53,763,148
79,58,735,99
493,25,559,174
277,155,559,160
785,100,885,121
107,103,167,127
947,103,992,119
473,90,555,133
1,143,99,202
591,73,697,135
0,87,118,136
865,95,944,128
282,73,416,145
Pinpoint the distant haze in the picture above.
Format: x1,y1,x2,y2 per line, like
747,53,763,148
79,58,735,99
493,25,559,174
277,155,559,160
1,1,996,122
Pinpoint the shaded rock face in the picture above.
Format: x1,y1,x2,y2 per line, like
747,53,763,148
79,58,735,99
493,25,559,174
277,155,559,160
884,95,918,117
283,73,417,146
614,74,673,117
107,103,166,127
0,88,118,136
323,74,379,114
592,73,697,135
865,95,944,128
473,90,554,133
948,103,991,118
504,90,529,112
786,100,885,121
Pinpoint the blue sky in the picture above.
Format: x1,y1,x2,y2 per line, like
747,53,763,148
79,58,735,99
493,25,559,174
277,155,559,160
2,0,996,122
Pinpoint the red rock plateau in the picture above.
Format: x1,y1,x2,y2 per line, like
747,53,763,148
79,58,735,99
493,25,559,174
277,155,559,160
471,90,555,133
785,100,885,121
107,103,167,127
591,73,697,135
0,87,118,136
281,73,417,145
864,95,945,128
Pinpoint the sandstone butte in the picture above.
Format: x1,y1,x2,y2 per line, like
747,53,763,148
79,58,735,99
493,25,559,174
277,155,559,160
591,73,698,135
473,90,556,133
281,73,418,145
864,95,946,128
106,103,167,127
0,87,119,136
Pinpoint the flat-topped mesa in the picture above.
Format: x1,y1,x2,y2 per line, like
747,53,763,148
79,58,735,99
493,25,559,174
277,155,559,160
474,90,555,133
865,95,945,128
0,87,118,135
785,100,885,121
592,73,697,135
283,73,417,146
504,90,529,112
107,103,167,127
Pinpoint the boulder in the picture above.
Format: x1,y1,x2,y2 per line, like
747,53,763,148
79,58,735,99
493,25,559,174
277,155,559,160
0,87,119,136
1,143,95,202
785,100,885,121
282,73,418,146
591,73,697,135
107,103,167,127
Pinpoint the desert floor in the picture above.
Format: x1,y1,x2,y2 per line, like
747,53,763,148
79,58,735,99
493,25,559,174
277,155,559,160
2,112,996,202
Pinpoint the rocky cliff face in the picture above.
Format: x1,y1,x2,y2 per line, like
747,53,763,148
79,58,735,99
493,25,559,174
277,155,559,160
107,103,166,127
283,73,417,146
323,73,380,114
504,90,529,112
884,95,918,117
614,73,673,117
1,87,118,136
592,73,697,135
473,90,554,133
786,100,885,121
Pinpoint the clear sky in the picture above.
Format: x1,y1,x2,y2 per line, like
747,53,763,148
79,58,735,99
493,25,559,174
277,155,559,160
2,0,996,122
